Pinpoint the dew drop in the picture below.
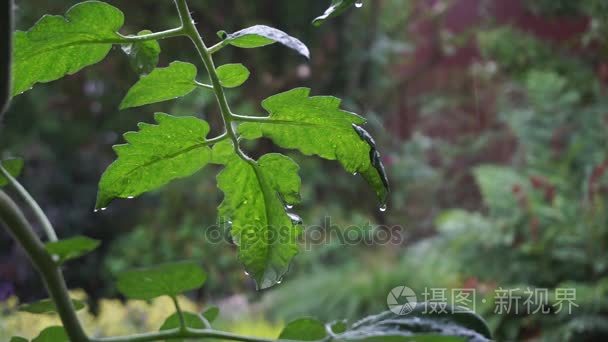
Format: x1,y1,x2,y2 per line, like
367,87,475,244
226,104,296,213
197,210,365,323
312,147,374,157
100,207,108,211
93,209,99,213
286,204,294,210
127,196,135,199
288,212,303,225
379,204,388,212
277,280,283,284
352,172,358,176
244,271,250,276
355,0,364,8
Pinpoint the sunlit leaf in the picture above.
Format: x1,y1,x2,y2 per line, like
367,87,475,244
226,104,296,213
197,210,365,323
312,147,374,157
96,113,213,209
239,88,389,205
279,317,327,341
313,0,359,27
0,158,24,187
121,30,161,75
12,1,124,96
216,63,250,88
217,150,302,289
116,261,206,300
45,236,101,264
19,298,86,314
218,25,310,59
32,327,68,342
119,62,198,109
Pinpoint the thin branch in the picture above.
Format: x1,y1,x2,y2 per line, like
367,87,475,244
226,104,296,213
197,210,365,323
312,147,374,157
170,296,187,332
0,165,58,242
118,27,185,43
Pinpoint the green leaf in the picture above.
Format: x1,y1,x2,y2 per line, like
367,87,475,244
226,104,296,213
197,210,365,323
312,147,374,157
239,88,389,205
32,327,68,342
116,261,206,300
12,1,124,96
160,312,206,342
10,337,28,342
217,151,302,289
119,62,198,109
334,305,492,342
216,63,250,88
0,158,24,187
201,306,220,323
328,320,348,334
19,298,86,314
279,318,327,341
44,236,101,264
121,30,161,75
96,113,213,209
218,25,310,59
313,0,359,27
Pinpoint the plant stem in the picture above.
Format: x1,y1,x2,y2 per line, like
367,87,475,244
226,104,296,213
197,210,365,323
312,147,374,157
118,27,185,43
170,296,187,332
0,190,89,342
92,328,277,342
0,166,58,242
174,0,252,162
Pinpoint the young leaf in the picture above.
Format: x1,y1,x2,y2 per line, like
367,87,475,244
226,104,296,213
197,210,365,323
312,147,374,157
239,88,389,205
216,63,250,88
313,0,359,27
0,158,24,187
96,113,213,209
217,152,302,289
160,312,206,342
218,25,310,59
12,1,125,96
279,318,327,341
116,261,206,300
19,298,86,314
119,62,198,109
32,327,68,342
44,236,101,264
201,305,220,323
121,30,161,75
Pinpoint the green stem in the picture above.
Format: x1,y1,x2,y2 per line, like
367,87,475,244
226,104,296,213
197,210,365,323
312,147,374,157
195,80,214,90
91,328,277,342
118,27,185,43
174,0,252,162
170,296,187,332
0,191,89,342
208,41,227,54
0,166,58,242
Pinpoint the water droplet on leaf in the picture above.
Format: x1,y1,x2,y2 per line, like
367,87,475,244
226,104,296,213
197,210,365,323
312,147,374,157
379,204,387,212
286,204,294,210
355,0,364,8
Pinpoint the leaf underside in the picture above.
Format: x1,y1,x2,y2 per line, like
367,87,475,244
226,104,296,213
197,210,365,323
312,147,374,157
12,1,124,96
219,25,310,59
313,0,359,27
239,88,389,205
96,113,212,209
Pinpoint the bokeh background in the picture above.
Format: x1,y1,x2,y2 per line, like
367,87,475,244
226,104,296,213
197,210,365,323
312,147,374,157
1,0,608,341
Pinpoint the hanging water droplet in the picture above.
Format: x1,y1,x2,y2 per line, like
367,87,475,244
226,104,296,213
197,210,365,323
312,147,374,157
100,207,108,211
127,196,134,199
277,280,283,284
286,204,294,210
355,0,364,8
93,209,99,213
244,271,250,276
352,172,358,176
287,212,303,225
379,204,387,212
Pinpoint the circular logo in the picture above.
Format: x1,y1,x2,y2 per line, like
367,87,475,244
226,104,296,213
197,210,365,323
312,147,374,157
387,286,418,315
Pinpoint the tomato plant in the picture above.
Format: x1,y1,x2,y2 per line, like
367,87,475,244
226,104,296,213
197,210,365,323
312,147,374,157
0,1,491,341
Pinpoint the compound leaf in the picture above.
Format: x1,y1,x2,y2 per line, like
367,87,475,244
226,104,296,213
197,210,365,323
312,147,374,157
216,63,250,88
279,318,327,341
0,158,24,187
121,30,161,75
239,88,389,205
116,261,206,300
313,0,359,27
32,327,68,342
45,236,101,264
12,1,124,96
19,298,86,314
120,62,198,109
217,151,302,289
96,113,213,209
160,312,206,342
218,25,310,59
